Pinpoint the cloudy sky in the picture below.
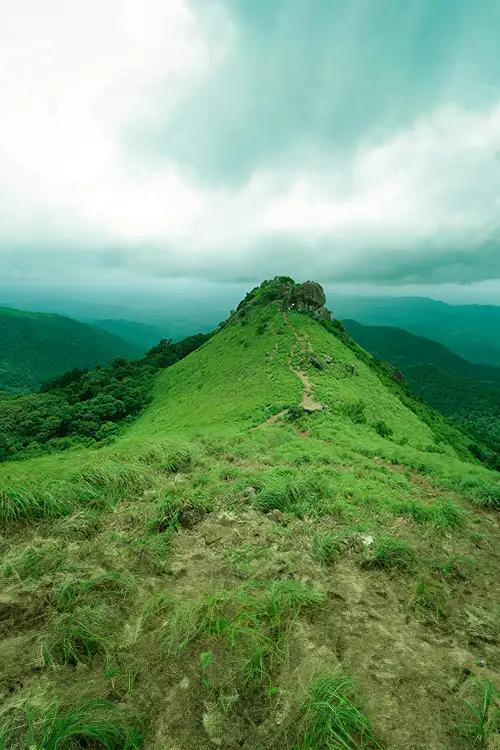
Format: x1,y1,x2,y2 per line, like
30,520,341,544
1,0,500,301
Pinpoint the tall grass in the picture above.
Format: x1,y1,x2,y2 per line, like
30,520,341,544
0,698,142,750
41,604,116,665
158,580,325,687
293,672,380,749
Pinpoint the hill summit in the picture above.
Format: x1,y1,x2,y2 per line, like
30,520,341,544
0,277,499,750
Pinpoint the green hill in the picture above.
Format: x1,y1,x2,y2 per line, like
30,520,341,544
0,278,498,750
0,307,141,392
343,319,500,453
89,319,168,352
331,294,500,366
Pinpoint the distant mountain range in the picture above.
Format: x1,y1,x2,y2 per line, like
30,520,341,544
343,319,500,451
0,307,141,392
331,294,500,367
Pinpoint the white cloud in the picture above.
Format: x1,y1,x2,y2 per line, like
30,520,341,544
1,0,500,284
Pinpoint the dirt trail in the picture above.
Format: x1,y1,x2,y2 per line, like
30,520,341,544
284,312,324,412
259,312,323,427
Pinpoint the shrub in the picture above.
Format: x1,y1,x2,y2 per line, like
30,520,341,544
374,420,393,439
343,400,367,424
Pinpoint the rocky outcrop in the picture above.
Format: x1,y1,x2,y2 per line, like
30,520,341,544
290,281,331,321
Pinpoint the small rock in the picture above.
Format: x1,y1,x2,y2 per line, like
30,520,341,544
168,562,187,578
178,507,205,529
310,356,324,370
361,534,374,547
324,355,334,364
476,657,486,668
267,509,285,523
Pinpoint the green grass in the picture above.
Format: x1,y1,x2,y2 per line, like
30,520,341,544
157,581,325,687
391,497,465,529
459,678,499,747
254,467,333,515
0,279,499,748
361,535,416,571
292,673,380,749
409,579,448,624
0,698,142,750
41,604,116,666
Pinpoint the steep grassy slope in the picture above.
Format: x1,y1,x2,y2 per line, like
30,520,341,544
0,307,141,392
1,281,499,750
344,320,500,452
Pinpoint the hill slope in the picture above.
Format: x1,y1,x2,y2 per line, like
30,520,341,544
89,318,168,352
331,294,500,366
0,279,499,750
343,319,500,452
0,307,141,392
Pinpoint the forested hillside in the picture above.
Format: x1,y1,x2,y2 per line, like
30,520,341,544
0,307,141,392
344,319,500,457
332,295,500,366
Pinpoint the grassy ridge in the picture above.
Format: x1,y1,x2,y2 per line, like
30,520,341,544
0,281,498,749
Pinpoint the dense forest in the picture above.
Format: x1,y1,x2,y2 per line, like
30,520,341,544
0,333,209,462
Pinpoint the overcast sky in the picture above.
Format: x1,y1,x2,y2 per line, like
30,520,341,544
1,0,500,301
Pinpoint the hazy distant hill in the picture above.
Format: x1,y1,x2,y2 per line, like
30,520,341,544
331,295,500,366
344,319,500,450
90,319,168,352
0,307,141,392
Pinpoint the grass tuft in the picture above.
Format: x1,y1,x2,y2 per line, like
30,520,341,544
458,678,499,747
159,580,325,689
293,672,380,749
361,535,415,571
41,604,115,665
0,698,142,750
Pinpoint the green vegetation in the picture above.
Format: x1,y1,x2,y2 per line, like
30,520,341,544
292,673,380,749
0,333,209,461
0,306,140,393
361,535,416,571
343,319,500,461
0,698,142,750
458,678,499,747
334,294,500,367
0,277,498,749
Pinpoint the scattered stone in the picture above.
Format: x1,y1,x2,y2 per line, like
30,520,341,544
178,507,205,529
309,356,324,370
267,509,285,524
361,534,374,547
324,355,334,364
